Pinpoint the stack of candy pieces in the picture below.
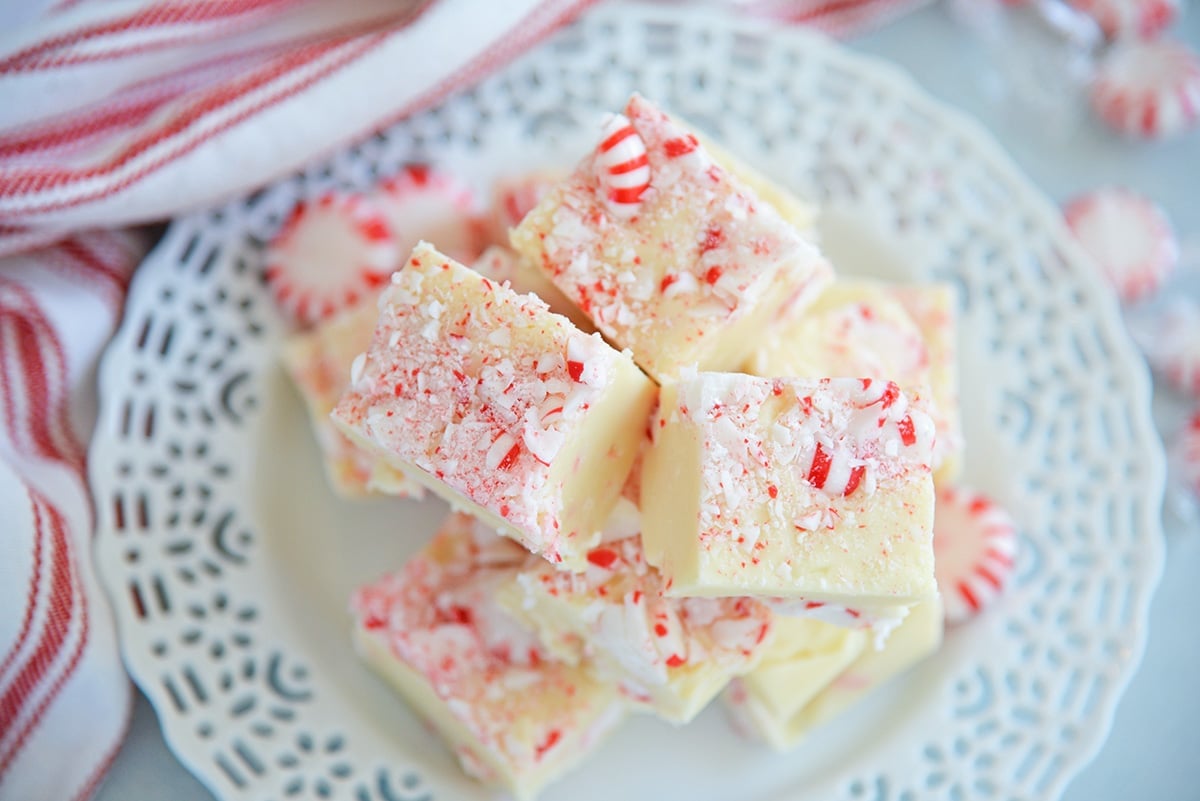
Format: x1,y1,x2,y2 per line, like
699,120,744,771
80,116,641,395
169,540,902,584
270,95,1021,799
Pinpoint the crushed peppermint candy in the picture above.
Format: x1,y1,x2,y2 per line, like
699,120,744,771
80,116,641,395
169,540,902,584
332,242,646,567
504,498,773,722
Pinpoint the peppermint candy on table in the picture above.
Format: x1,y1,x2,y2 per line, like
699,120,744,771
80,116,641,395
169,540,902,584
1090,39,1200,139
595,113,651,217
265,192,397,326
1067,0,1179,39
374,164,483,264
1129,297,1200,396
1062,187,1178,304
933,485,1018,624
1170,410,1200,501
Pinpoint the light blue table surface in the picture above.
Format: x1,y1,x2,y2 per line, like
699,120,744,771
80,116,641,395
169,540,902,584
94,7,1200,801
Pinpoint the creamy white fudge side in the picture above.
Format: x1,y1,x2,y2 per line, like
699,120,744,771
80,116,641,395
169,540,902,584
498,498,774,724
332,242,656,570
351,512,625,801
747,280,962,482
641,372,937,605
510,94,832,383
723,617,866,750
726,599,944,750
280,303,424,498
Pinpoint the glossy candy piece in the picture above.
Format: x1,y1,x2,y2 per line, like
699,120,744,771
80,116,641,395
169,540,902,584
1090,39,1200,140
1062,187,1178,304
933,485,1018,624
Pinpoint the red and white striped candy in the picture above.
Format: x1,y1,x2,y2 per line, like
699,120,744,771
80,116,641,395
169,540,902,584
1171,410,1200,500
595,113,651,217
1130,297,1200,396
374,164,483,264
1067,0,1179,39
491,172,558,234
265,191,396,327
933,485,1018,624
1062,187,1178,304
1091,39,1200,139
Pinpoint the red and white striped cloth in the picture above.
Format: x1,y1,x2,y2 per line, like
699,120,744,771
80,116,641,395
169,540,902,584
0,1,929,799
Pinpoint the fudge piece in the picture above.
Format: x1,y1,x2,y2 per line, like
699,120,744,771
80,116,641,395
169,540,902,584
724,617,866,750
498,498,774,723
281,302,423,498
332,242,656,569
746,280,962,480
889,284,963,482
510,94,832,383
726,599,943,750
352,513,625,800
640,372,937,605
473,244,595,333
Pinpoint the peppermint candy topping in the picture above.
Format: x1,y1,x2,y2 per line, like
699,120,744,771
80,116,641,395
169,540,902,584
1091,39,1200,140
265,191,397,326
595,113,651,217
933,485,1018,624
1062,187,1178,304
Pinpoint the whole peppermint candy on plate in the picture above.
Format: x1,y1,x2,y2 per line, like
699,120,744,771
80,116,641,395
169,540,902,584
265,191,397,327
374,164,483,264
933,485,1019,624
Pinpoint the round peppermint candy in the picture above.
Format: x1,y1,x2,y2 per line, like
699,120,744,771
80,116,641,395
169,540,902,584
933,485,1018,624
1062,187,1178,304
265,192,396,326
1091,39,1200,139
1130,297,1200,396
374,164,483,264
1067,0,1179,39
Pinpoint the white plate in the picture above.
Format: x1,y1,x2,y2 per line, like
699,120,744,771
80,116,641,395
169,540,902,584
92,6,1166,801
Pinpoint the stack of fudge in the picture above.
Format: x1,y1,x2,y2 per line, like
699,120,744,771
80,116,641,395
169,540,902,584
283,94,963,800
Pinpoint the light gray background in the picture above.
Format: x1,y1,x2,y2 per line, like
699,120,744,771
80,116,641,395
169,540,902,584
92,7,1200,801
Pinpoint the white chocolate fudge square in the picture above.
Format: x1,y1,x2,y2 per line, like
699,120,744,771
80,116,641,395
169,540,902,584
510,94,832,383
747,280,962,482
889,283,963,482
498,498,774,724
727,599,943,750
641,372,937,605
332,242,656,570
352,513,625,801
724,617,866,750
280,302,423,498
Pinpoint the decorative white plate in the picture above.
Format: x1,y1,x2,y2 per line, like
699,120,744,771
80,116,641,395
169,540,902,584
92,6,1166,801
